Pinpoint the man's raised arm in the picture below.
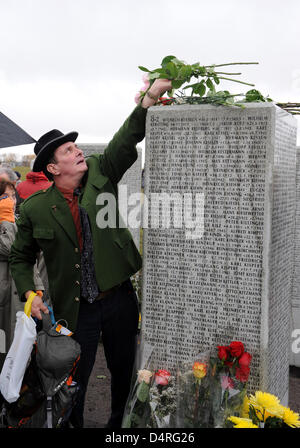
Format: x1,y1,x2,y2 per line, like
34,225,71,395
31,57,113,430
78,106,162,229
100,78,172,184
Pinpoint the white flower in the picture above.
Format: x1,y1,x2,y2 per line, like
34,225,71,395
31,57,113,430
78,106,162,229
138,369,153,384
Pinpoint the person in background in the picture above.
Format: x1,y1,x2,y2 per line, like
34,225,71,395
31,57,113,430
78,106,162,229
0,188,45,370
0,180,16,223
17,165,52,200
14,171,22,186
0,166,22,216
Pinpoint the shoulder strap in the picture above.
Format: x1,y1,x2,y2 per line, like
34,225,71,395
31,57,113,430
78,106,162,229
41,311,53,332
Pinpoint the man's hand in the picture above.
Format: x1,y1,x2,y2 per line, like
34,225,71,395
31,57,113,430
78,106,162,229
141,78,173,109
25,290,49,320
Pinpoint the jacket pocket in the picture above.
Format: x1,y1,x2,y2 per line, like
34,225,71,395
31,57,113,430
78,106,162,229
33,228,54,240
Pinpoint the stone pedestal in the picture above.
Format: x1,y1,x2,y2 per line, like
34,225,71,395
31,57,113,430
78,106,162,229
79,143,142,251
291,146,300,367
140,103,297,402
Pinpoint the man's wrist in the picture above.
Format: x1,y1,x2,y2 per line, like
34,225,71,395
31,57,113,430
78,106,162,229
25,290,35,300
141,89,160,109
146,90,159,102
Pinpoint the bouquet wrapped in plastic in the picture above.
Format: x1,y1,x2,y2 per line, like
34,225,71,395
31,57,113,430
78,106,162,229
208,341,251,427
122,347,176,428
175,351,211,428
122,340,252,428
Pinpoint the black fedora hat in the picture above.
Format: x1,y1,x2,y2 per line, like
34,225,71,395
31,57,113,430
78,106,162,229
32,129,78,172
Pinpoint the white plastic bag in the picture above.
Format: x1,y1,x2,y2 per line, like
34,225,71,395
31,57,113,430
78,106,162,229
0,311,36,403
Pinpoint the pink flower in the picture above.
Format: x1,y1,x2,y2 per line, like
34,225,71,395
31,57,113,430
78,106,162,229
134,92,141,104
142,73,150,88
221,375,235,390
134,74,150,104
154,369,171,386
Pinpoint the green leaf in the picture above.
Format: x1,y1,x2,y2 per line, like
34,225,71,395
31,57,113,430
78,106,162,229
248,404,260,425
161,55,177,67
245,89,265,102
182,82,203,90
158,72,170,79
206,78,215,91
148,72,160,80
198,82,206,97
197,66,207,76
136,381,150,402
166,62,178,78
154,68,171,74
138,66,150,72
172,79,184,89
213,74,220,85
184,65,193,78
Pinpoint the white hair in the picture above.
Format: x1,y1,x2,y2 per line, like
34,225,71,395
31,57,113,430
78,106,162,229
0,167,18,182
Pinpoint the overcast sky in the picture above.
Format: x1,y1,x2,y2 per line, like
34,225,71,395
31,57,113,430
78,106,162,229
0,0,299,160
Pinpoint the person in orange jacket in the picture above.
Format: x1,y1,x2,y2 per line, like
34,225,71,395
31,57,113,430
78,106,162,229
0,180,16,223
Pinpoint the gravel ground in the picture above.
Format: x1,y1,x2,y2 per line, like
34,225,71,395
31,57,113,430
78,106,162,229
84,343,300,428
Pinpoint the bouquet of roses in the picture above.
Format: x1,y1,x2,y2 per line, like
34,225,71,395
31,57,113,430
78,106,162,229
176,354,210,428
122,368,176,428
148,369,176,428
208,341,252,427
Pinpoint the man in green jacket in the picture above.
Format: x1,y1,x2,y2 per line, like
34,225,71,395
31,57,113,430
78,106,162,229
9,78,172,428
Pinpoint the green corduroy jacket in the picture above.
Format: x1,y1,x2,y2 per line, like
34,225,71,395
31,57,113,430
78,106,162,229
9,104,147,332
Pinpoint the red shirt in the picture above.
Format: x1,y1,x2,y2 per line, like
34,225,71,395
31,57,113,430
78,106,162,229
56,185,83,252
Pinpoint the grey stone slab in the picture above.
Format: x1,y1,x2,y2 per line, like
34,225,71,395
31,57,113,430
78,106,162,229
291,146,300,367
78,143,142,251
140,103,297,402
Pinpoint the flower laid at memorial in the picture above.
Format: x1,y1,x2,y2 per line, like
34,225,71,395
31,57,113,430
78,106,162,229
208,341,252,427
148,370,177,427
176,354,211,428
227,391,300,428
122,367,176,428
135,56,300,114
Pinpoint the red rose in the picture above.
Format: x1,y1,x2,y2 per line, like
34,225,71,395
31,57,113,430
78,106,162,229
229,341,244,358
235,365,250,383
158,97,173,105
217,346,230,361
155,369,171,386
224,360,234,368
238,352,252,367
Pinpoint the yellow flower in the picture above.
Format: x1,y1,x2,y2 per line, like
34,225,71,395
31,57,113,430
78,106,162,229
280,406,300,428
193,362,207,380
228,416,258,428
241,395,250,418
249,391,281,421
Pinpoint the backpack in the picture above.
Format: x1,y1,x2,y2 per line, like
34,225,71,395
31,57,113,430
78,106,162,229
0,312,81,428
